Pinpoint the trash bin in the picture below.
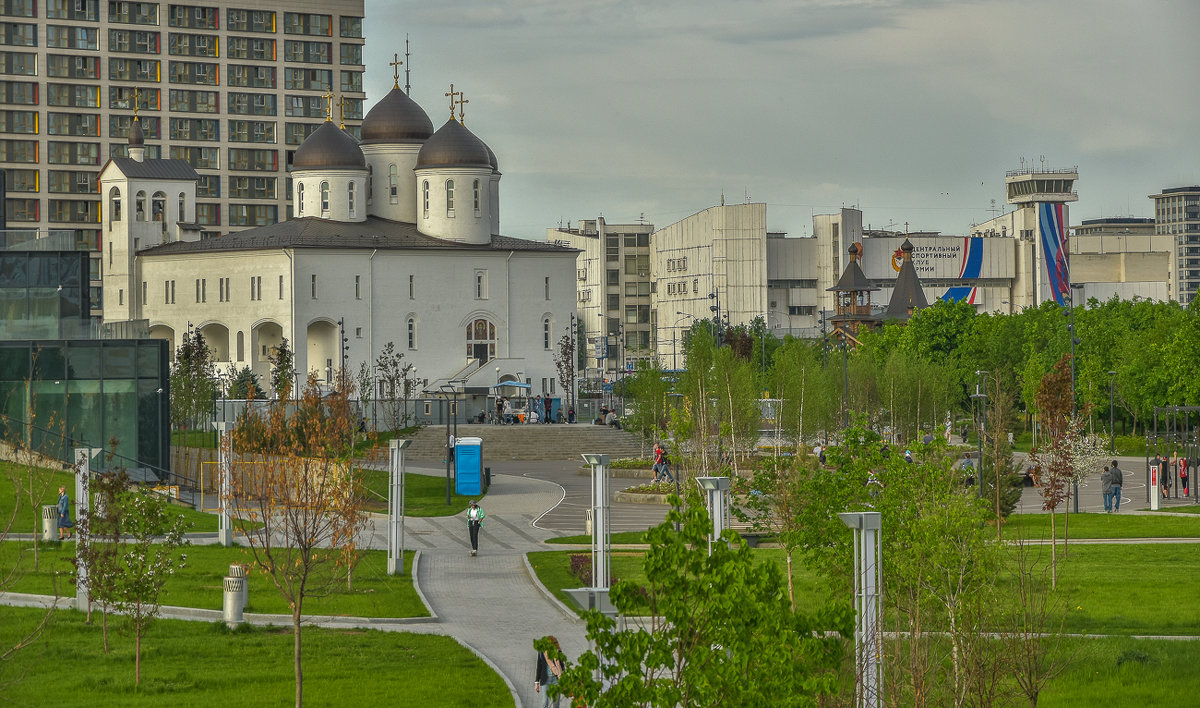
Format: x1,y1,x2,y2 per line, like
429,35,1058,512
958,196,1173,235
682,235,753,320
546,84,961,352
42,505,59,542
454,436,484,496
223,576,245,628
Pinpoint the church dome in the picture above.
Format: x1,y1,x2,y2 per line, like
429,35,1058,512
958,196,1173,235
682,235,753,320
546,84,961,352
483,140,499,173
415,119,491,170
128,117,145,147
361,87,434,143
293,120,365,170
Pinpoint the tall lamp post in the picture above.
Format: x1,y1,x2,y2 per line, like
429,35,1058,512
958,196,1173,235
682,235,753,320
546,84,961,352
971,370,989,499
1066,283,1082,513
439,382,460,505
673,312,695,371
1108,370,1118,453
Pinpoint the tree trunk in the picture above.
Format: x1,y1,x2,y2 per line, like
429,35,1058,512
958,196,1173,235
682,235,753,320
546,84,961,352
135,624,141,684
1063,490,1070,558
294,607,303,708
1050,510,1057,590
785,549,795,612
102,607,109,653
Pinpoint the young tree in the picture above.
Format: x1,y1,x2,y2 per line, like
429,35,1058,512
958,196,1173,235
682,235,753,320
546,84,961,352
107,485,190,684
731,454,821,610
268,337,296,400
226,364,265,400
375,342,416,430
231,374,370,707
355,361,373,431
553,330,576,413
625,359,669,450
170,330,216,433
74,468,128,648
551,497,851,706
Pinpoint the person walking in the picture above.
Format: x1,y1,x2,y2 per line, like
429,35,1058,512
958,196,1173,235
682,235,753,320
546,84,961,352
465,499,485,556
1179,454,1189,497
652,443,674,483
1100,465,1114,513
503,397,513,425
534,635,564,707
56,486,74,540
544,396,552,424
495,397,504,425
1110,460,1124,512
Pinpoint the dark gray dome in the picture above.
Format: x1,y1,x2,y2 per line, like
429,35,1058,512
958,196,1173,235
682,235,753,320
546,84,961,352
128,117,145,147
415,119,491,170
482,140,499,173
361,87,434,143
293,120,365,170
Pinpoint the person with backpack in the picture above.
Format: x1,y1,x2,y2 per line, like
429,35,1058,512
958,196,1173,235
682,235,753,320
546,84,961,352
652,444,674,483
1110,460,1124,512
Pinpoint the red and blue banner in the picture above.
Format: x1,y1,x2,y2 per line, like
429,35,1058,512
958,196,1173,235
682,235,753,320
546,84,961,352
1038,202,1070,305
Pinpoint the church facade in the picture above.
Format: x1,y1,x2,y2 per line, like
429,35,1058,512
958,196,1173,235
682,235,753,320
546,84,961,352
99,84,578,401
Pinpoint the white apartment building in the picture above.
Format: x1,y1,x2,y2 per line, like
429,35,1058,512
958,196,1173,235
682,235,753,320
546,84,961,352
1149,186,1200,304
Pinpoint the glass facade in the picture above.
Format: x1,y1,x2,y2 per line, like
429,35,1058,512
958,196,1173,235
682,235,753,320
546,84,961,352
0,339,169,474
0,233,169,475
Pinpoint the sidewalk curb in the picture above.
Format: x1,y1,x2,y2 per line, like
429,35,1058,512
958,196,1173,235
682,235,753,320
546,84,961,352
410,549,438,622
521,554,582,622
453,635,525,708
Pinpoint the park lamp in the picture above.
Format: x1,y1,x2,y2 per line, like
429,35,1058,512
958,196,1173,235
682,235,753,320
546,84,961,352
582,453,609,467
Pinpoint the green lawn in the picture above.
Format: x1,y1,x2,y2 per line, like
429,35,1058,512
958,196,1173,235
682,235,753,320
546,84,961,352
545,530,647,545
2,463,219,533
1003,512,1200,539
1039,637,1200,707
359,468,483,517
171,430,218,449
0,542,427,618
0,606,512,707
530,542,1200,636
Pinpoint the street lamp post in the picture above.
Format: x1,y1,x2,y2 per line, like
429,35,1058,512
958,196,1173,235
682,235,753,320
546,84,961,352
1066,283,1082,513
1108,370,1118,453
439,382,459,506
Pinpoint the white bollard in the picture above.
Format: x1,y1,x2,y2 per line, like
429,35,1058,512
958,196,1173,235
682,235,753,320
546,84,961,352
42,505,58,542
228,564,247,611
223,576,246,628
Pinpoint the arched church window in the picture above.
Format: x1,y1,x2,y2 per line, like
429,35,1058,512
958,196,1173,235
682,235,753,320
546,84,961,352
543,318,551,349
297,183,304,214
465,318,497,361
422,180,429,218
151,191,166,222
473,179,481,217
348,182,357,218
367,165,373,204
445,179,455,217
389,164,398,204
135,190,146,221
407,317,417,350
320,181,330,215
109,187,122,225
178,192,186,222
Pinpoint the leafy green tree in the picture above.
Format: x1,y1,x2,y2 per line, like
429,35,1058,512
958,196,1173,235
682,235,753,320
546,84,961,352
625,359,669,446
226,364,265,400
375,341,415,431
771,338,833,450
268,337,296,400
551,497,851,707
170,330,216,433
710,345,760,470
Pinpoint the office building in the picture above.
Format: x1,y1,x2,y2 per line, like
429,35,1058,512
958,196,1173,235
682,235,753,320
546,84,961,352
1149,186,1200,304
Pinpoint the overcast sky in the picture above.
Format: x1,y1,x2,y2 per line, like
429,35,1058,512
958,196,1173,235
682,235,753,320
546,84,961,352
363,0,1200,240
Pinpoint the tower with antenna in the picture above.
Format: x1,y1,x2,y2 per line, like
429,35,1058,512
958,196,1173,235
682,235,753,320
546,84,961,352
1002,163,1078,306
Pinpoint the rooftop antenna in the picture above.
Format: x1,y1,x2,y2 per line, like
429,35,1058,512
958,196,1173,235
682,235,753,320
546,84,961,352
1039,154,1045,171
720,192,725,206
404,35,412,96
637,212,645,225
1019,156,1025,170
744,187,750,204
990,199,998,218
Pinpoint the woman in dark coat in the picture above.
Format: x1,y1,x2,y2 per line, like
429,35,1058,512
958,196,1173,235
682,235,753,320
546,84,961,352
57,486,74,540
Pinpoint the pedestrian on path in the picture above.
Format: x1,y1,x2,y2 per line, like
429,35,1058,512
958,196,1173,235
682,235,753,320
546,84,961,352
56,486,74,540
1110,460,1123,512
466,499,485,556
652,443,674,483
535,635,564,707
1101,465,1114,512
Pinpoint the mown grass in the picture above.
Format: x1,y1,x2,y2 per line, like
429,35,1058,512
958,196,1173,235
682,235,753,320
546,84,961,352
0,605,512,707
1003,512,1200,539
1039,637,1200,707
1,463,219,533
531,542,1200,636
0,542,427,618
359,468,482,517
545,531,647,545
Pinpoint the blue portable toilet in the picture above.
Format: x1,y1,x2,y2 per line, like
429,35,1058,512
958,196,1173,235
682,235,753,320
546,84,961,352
454,436,484,496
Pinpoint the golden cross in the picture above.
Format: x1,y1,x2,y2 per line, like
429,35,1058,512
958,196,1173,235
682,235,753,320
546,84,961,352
132,86,141,118
444,83,459,121
338,96,347,129
389,52,402,89
322,89,335,122
456,92,469,125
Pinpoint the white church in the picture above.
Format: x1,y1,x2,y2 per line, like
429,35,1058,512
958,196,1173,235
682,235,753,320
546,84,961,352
99,83,579,404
